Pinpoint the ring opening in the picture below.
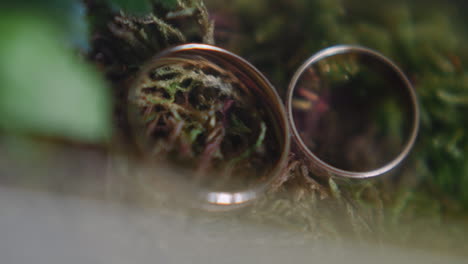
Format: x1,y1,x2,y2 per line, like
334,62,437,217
287,45,419,178
128,44,290,208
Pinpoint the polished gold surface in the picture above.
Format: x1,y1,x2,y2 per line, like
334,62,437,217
127,44,290,209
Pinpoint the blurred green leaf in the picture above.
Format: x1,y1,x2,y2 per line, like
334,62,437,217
0,14,111,143
2,1,91,51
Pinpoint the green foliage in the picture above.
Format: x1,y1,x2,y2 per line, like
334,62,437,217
2,0,91,51
0,14,111,142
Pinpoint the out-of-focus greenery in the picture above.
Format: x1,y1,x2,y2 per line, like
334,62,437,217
0,0,184,143
0,2,111,142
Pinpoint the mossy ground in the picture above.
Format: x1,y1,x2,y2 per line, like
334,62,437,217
56,0,468,256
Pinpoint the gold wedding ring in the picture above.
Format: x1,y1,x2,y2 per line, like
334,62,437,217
128,44,290,210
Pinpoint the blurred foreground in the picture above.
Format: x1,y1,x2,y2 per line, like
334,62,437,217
1,186,466,264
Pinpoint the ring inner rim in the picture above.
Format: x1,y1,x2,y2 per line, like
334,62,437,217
286,45,420,178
